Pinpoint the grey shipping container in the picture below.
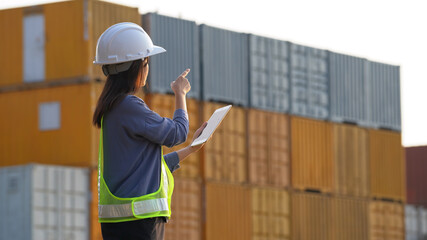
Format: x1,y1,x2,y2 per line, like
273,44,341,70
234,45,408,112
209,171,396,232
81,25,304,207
0,164,89,240
248,34,290,113
200,24,249,106
290,44,329,120
329,52,369,126
367,61,401,131
405,205,427,240
142,13,200,99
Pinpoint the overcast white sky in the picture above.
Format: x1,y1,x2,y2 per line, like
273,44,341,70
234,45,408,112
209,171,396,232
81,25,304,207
1,0,426,147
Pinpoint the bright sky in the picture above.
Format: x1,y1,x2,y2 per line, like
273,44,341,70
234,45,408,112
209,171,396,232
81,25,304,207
1,0,426,147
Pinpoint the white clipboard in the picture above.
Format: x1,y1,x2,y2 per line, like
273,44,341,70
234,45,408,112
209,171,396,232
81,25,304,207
191,105,232,147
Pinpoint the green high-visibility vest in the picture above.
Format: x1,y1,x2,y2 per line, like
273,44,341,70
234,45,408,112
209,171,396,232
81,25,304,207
98,117,175,223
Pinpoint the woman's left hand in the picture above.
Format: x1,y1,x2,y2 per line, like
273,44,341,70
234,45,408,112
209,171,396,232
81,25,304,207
189,122,208,152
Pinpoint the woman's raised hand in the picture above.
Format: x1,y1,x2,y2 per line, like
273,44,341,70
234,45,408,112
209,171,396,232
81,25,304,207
171,69,191,95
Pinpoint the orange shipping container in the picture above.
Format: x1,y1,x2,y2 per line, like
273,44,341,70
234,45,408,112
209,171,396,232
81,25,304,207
145,94,202,178
248,110,290,187
0,0,140,87
333,123,369,198
291,117,333,192
369,200,404,240
206,182,251,240
369,130,405,201
291,191,333,240
333,196,369,240
202,103,247,183
90,169,102,240
252,187,290,240
165,177,202,240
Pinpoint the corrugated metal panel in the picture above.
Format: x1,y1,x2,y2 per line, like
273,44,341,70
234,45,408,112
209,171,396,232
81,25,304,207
202,102,247,183
291,117,333,192
90,169,102,240
251,187,290,240
248,35,290,112
0,82,103,167
367,61,401,131
333,196,369,240
290,44,329,119
291,192,333,240
329,52,368,125
405,205,420,240
200,24,249,106
421,208,427,239
248,109,290,187
44,0,87,81
370,130,405,201
0,8,23,85
333,123,369,198
142,13,200,99
0,164,89,240
146,94,201,179
206,182,251,240
90,0,141,81
369,200,404,240
406,146,427,207
165,178,202,240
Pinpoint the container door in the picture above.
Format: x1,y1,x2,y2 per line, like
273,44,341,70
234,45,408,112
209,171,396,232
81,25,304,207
23,13,45,82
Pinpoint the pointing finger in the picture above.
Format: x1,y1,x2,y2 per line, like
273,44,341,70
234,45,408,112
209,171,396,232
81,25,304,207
180,69,190,77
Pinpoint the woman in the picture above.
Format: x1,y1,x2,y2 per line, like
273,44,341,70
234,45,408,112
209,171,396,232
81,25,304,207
92,22,207,240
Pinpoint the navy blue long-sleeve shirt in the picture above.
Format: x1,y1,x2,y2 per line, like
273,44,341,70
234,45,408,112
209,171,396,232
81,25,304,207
102,95,189,198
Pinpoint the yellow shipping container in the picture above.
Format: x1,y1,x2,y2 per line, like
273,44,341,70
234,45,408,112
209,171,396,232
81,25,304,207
145,94,202,179
369,130,405,201
291,191,333,240
291,117,333,192
369,200,404,240
333,123,370,198
206,182,252,240
202,102,247,184
0,0,140,88
333,196,369,240
248,109,290,187
252,187,290,240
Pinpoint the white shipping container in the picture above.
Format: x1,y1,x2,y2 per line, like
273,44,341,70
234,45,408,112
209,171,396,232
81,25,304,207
0,164,89,240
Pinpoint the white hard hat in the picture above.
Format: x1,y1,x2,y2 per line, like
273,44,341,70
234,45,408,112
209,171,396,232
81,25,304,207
93,22,166,66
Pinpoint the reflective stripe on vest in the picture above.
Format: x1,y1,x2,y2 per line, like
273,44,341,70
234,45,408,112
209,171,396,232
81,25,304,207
98,117,174,222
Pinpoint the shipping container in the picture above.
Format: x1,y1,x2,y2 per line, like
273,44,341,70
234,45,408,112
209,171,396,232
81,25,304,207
333,196,369,240
0,164,89,240
145,94,202,179
165,178,202,240
329,52,369,126
252,187,290,240
200,24,249,106
367,61,401,131
369,200,404,240
0,82,101,167
142,13,200,99
291,117,333,192
0,0,140,88
90,169,102,240
248,35,290,112
332,123,369,198
406,146,427,207
291,191,333,240
290,44,329,120
247,109,290,187
205,182,251,240
369,130,405,201
406,205,421,240
202,102,247,183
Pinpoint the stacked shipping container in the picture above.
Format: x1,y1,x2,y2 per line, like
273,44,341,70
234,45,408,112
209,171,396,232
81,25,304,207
0,2,407,239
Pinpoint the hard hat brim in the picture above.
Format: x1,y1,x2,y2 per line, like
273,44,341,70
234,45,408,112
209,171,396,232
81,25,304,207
147,45,166,57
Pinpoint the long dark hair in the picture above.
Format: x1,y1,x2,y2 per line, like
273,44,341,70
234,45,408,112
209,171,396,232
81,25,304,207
93,59,143,128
